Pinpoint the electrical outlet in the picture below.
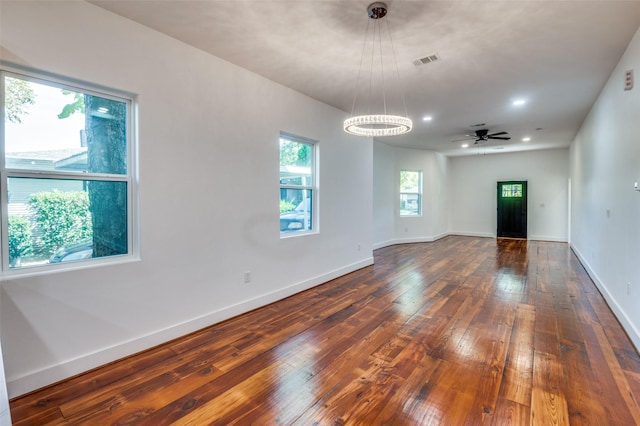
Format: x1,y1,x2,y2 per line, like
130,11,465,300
625,69,634,91
243,271,251,283
627,282,631,296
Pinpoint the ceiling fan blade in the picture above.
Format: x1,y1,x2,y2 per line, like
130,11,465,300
451,136,474,142
488,136,511,140
488,131,508,137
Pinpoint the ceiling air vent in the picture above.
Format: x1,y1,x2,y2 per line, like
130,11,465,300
413,53,440,67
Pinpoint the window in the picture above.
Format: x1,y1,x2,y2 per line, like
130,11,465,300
400,170,422,216
501,184,523,198
1,68,135,271
279,133,316,235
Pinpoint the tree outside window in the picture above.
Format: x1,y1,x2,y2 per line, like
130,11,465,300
400,170,422,216
279,133,316,235
2,70,133,270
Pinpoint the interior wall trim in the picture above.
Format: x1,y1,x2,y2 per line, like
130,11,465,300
6,257,374,398
373,233,449,250
448,231,494,239
529,235,568,242
571,244,640,352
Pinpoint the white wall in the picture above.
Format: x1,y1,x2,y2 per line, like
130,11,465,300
373,143,449,248
428,152,450,239
373,141,396,247
449,149,570,242
570,27,640,349
373,144,568,249
0,295,9,424
0,1,373,397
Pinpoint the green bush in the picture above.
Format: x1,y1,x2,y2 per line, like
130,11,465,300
29,190,92,254
280,200,296,213
8,216,33,266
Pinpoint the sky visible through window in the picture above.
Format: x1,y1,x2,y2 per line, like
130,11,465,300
502,184,523,198
4,76,131,269
5,80,85,153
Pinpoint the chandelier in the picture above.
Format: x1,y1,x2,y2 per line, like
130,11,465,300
344,2,412,137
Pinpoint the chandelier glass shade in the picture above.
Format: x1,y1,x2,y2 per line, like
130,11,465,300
344,2,412,137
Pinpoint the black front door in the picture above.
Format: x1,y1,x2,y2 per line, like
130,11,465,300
497,181,527,238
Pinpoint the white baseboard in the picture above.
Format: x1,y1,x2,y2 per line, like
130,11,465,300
392,236,438,245
449,232,567,243
432,232,450,241
571,244,640,352
448,231,494,238
530,235,567,242
7,257,374,398
373,233,449,250
372,239,396,250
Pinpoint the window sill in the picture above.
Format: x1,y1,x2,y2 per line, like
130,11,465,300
1,254,141,281
280,230,318,239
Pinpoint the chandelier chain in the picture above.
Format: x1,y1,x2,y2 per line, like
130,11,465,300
350,17,372,117
377,18,387,116
385,16,409,119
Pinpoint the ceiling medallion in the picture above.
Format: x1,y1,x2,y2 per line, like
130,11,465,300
343,2,412,138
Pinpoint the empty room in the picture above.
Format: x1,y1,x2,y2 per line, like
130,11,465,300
1,1,640,424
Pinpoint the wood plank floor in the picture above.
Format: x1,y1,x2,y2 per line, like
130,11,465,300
10,236,640,425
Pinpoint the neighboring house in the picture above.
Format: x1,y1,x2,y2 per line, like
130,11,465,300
279,164,311,205
5,147,87,171
6,148,87,216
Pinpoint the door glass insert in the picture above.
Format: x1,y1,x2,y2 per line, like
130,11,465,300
501,184,523,198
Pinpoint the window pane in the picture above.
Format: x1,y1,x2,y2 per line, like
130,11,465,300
502,184,523,198
400,170,422,216
4,76,127,175
400,171,420,193
279,138,312,185
400,193,421,216
7,177,127,268
280,188,312,233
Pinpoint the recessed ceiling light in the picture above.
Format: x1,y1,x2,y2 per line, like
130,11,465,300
512,99,526,106
522,137,531,142
461,143,469,148
422,115,433,121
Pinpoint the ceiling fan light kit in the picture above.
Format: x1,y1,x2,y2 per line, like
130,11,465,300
454,129,512,144
344,2,412,137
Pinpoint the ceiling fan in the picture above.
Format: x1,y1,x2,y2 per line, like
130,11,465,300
453,129,511,144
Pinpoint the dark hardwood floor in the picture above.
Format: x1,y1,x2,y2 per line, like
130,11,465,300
10,236,640,425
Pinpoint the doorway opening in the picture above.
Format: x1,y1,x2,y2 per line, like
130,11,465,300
497,181,527,239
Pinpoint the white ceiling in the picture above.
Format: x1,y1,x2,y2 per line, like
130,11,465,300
90,0,640,156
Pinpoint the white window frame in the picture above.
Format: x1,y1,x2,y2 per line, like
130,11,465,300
0,65,138,276
279,132,317,237
399,170,422,217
